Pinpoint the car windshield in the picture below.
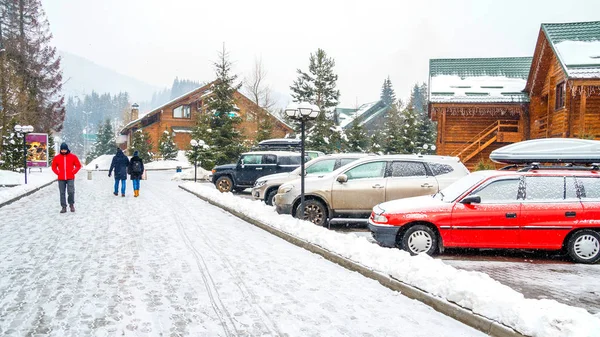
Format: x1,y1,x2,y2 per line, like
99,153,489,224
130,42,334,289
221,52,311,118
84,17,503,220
435,172,487,202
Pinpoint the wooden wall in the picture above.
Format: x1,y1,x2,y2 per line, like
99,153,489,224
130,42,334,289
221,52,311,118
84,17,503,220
125,87,293,154
528,36,570,139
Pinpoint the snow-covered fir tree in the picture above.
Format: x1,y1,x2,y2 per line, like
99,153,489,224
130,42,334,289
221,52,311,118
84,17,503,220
188,112,214,170
203,45,246,166
396,107,421,154
0,120,24,171
129,129,153,163
380,76,396,106
382,102,407,154
346,118,369,152
87,119,116,162
409,83,436,154
158,129,178,160
290,49,342,153
47,131,55,163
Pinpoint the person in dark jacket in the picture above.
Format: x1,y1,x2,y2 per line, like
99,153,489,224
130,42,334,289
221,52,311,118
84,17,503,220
108,148,129,196
51,142,82,213
127,150,144,197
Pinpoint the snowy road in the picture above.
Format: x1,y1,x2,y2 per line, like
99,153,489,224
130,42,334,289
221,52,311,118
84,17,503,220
0,172,486,337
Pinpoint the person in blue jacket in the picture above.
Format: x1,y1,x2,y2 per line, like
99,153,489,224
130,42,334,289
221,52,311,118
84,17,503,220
108,148,130,197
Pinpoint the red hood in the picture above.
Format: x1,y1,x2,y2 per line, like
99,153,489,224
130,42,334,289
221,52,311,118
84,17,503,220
375,195,452,215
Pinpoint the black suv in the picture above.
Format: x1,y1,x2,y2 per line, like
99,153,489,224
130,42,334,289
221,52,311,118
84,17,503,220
211,151,303,193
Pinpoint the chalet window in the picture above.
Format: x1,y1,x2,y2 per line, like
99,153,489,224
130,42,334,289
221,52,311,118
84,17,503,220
555,82,565,110
173,105,191,118
246,111,256,122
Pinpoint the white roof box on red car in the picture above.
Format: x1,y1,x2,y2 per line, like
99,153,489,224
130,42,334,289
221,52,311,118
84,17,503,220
490,138,600,164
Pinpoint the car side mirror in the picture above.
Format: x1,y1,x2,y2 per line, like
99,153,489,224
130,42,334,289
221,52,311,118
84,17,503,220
460,195,481,204
336,174,348,183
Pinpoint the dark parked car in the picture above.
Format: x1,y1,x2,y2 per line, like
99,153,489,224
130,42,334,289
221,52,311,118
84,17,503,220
211,151,303,193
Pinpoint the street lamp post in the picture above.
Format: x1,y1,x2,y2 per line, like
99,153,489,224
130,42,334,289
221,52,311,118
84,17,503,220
284,102,320,220
14,124,34,184
189,139,206,183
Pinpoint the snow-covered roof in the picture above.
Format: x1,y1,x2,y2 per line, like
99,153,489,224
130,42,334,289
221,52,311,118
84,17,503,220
429,58,532,104
121,83,211,133
336,101,389,129
542,21,600,79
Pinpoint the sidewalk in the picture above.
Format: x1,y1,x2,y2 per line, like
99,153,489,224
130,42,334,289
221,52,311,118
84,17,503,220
0,172,486,337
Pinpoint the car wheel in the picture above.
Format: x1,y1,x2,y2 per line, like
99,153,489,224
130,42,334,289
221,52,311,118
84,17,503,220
400,225,437,256
215,176,233,193
296,199,327,226
567,230,600,264
265,189,278,206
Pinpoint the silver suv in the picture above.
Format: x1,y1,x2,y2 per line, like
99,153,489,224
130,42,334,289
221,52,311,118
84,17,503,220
274,155,469,226
252,153,371,205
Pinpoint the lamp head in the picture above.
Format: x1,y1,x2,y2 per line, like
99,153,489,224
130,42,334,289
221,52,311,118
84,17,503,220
190,139,198,147
284,103,299,118
14,125,22,132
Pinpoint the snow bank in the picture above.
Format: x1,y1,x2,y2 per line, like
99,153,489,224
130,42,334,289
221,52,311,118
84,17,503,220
0,169,56,204
85,151,192,171
180,182,600,337
84,155,114,171
171,167,211,181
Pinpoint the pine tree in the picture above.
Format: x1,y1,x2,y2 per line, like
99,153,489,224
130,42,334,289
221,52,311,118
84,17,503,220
47,130,55,162
87,119,115,162
204,45,246,166
0,0,65,135
188,112,214,170
346,118,370,152
0,119,24,171
380,76,396,106
369,132,384,153
382,102,409,154
158,128,178,160
256,115,274,143
129,129,153,163
409,83,437,154
396,107,421,154
289,49,341,153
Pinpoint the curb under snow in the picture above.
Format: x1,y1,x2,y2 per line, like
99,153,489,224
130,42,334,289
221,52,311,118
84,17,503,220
179,184,530,337
0,179,57,208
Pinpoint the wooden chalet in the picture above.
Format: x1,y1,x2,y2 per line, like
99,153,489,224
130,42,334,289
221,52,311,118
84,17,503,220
430,21,600,169
120,82,293,154
526,21,600,140
429,57,531,168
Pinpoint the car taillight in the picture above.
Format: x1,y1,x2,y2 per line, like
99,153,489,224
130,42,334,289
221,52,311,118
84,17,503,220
211,169,216,174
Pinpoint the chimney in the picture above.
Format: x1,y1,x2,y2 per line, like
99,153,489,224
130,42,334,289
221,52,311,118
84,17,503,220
131,103,139,121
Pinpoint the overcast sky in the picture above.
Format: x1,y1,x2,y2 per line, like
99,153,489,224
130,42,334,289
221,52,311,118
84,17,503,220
43,0,600,107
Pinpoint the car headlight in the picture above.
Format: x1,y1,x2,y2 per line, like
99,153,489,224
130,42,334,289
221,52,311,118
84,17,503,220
279,185,293,194
254,180,266,187
372,214,388,223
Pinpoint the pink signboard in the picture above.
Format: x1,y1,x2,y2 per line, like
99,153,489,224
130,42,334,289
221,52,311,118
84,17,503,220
26,133,49,167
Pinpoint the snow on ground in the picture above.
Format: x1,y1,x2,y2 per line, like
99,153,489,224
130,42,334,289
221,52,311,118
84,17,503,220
84,154,114,171
0,169,56,205
171,167,211,181
85,151,192,171
0,172,485,337
180,182,600,337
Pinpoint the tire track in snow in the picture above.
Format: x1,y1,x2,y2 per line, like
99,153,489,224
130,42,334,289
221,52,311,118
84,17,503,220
177,199,283,336
144,181,237,336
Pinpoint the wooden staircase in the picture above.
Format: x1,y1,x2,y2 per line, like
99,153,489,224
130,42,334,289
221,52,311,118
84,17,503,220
451,120,521,164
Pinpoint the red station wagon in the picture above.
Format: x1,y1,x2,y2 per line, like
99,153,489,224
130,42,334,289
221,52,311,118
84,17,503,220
368,167,600,263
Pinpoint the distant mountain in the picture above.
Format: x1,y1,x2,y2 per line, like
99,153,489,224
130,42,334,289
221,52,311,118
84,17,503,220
59,51,161,102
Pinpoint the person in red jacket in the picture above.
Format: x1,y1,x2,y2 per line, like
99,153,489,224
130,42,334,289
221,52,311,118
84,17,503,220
51,142,82,213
